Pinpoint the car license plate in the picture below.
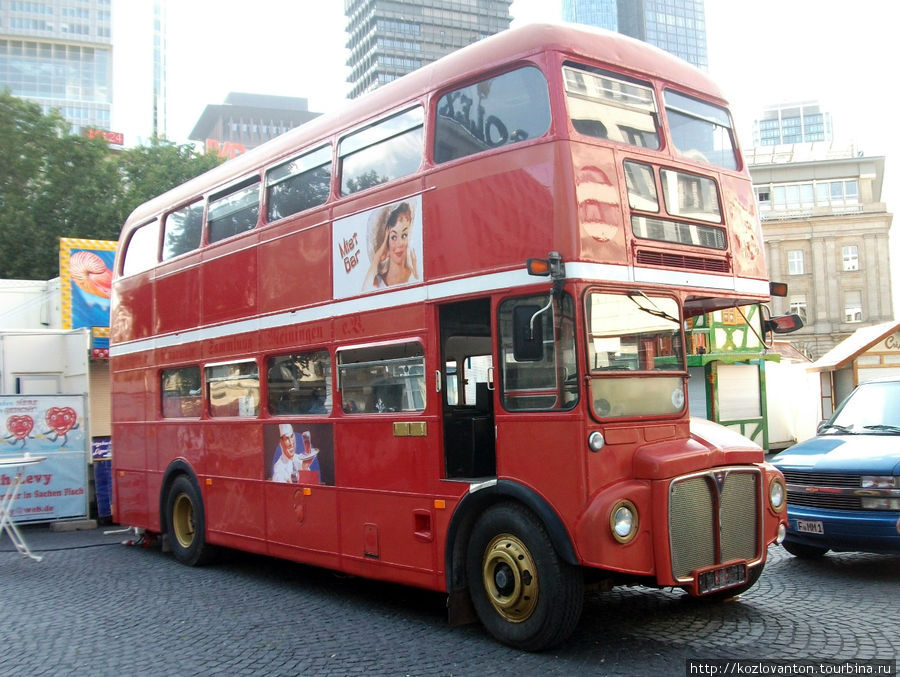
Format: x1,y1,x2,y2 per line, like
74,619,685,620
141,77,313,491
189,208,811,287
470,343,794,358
796,520,824,534
697,562,747,595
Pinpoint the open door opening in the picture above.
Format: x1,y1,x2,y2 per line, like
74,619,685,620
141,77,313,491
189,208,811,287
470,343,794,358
439,299,496,479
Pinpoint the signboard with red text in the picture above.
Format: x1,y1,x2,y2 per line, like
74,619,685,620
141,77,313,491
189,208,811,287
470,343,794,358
0,395,88,522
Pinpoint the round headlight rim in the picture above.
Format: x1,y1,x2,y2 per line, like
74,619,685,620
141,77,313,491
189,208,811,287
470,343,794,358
609,499,639,544
769,476,786,512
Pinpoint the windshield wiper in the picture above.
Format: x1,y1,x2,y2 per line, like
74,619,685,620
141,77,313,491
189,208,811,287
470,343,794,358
819,423,854,434
862,424,900,433
627,290,679,323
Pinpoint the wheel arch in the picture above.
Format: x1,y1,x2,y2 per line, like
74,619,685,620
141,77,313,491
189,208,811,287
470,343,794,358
445,479,579,620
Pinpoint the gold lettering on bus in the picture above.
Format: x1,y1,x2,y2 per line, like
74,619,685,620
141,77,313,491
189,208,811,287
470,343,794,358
209,336,254,355
270,325,326,347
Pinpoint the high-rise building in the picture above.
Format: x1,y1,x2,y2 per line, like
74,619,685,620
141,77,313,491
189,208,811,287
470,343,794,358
753,101,833,147
189,93,321,158
0,0,113,132
562,0,708,70
344,0,512,99
151,0,166,139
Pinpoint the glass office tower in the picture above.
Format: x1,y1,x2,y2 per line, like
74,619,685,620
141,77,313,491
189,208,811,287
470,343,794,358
345,0,512,99
0,0,113,131
562,0,708,70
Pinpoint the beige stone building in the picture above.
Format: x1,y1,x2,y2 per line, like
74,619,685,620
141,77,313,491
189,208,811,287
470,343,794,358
748,146,893,360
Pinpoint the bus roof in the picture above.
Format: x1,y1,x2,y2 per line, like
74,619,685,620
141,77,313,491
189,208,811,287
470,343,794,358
123,22,726,230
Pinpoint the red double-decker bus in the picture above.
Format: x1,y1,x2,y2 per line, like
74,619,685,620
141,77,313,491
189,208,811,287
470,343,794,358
111,23,794,650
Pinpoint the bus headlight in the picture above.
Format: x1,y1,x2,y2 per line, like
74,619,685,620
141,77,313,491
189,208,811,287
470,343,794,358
769,477,786,512
610,500,638,544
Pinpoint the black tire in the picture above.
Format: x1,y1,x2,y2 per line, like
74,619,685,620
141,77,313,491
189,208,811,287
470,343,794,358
782,540,828,559
165,474,216,566
700,562,765,601
466,502,583,651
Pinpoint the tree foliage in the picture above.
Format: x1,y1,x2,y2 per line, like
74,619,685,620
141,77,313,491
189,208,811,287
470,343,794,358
0,90,224,280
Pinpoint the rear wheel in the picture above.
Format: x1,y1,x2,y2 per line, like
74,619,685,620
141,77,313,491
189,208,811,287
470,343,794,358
782,540,828,559
166,475,216,566
466,503,583,651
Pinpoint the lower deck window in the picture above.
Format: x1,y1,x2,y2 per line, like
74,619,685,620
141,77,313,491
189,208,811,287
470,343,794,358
161,366,201,418
206,361,260,417
338,342,425,413
267,351,332,415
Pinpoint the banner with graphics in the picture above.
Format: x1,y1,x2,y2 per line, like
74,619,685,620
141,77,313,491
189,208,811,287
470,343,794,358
0,395,89,522
332,195,422,299
59,238,116,356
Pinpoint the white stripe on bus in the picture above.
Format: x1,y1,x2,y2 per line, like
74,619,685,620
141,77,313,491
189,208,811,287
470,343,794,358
110,265,769,357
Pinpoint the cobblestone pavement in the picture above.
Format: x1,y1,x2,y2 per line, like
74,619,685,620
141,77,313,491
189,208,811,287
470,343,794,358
1,525,898,676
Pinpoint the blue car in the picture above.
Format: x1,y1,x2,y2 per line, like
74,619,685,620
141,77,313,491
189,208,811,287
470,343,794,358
771,377,900,558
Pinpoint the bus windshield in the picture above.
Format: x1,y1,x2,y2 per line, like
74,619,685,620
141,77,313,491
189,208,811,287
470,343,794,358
586,291,685,419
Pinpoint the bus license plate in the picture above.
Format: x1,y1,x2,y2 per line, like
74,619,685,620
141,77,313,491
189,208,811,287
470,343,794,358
797,520,824,534
697,562,747,595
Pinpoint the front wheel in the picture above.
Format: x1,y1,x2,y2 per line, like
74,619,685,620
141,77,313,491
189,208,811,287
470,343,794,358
165,474,216,566
466,503,583,651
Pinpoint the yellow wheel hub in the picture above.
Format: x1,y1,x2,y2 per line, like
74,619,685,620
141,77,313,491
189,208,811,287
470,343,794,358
172,493,196,549
481,534,539,622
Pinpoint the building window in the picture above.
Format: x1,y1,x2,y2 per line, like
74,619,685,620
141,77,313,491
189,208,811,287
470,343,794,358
787,250,804,275
842,245,859,272
789,296,808,325
843,291,862,323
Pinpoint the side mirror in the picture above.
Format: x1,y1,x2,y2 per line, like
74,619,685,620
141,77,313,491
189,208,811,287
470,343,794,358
764,313,803,335
513,305,544,361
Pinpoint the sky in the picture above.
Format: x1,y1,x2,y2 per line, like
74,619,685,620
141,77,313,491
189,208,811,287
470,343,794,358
111,0,898,217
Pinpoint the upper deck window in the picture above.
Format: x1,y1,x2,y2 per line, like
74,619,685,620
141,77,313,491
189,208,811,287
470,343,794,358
664,90,738,171
266,145,331,221
121,218,159,277
339,107,423,195
208,177,260,244
162,200,204,261
434,66,551,163
563,64,660,149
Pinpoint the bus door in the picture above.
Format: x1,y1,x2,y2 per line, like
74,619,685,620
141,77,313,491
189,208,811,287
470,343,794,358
439,299,496,479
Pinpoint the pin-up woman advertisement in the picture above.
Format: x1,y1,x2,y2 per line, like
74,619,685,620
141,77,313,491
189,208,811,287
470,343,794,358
332,195,422,299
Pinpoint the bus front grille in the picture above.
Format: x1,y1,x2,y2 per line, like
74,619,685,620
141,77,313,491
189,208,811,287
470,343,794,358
668,469,761,580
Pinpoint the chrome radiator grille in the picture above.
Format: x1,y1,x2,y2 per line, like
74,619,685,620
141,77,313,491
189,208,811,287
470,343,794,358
668,469,762,580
